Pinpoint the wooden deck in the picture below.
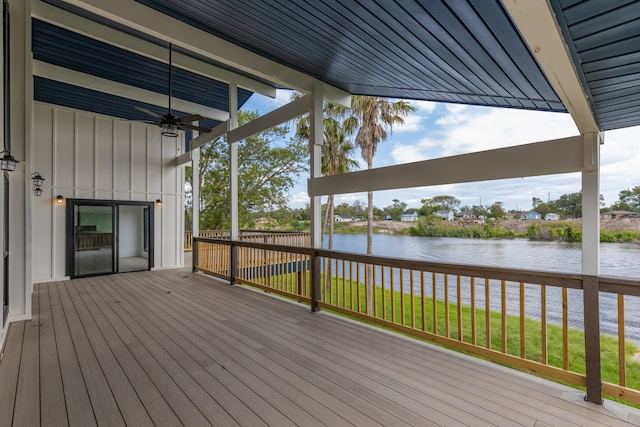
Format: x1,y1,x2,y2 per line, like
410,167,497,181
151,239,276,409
2,267,640,426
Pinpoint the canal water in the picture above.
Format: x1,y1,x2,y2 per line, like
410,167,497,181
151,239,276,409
324,234,640,341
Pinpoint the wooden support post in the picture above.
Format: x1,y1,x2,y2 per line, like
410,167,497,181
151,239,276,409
310,252,321,312
581,133,602,404
230,242,238,286
192,238,198,272
583,275,602,404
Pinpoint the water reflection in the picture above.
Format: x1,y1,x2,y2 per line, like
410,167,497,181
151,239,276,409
324,235,640,341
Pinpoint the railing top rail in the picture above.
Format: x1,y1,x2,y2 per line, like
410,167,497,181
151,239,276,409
599,275,640,297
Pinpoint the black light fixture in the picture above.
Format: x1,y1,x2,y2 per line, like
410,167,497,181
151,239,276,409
56,195,64,205
155,199,162,207
0,150,18,171
31,172,45,187
161,123,178,138
31,172,46,197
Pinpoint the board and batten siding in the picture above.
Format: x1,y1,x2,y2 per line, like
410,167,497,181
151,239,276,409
32,102,185,282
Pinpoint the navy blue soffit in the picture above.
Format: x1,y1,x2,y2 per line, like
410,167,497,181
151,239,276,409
32,18,253,125
134,0,565,112
550,0,640,131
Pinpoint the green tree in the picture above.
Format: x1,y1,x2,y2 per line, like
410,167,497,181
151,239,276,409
532,197,543,209
420,195,461,215
617,186,640,212
186,110,307,230
388,199,407,221
487,202,506,219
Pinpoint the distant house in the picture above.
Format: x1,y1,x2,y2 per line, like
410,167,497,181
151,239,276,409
334,215,352,222
460,209,475,220
400,211,418,222
545,213,560,221
601,210,635,219
434,209,455,221
525,211,542,220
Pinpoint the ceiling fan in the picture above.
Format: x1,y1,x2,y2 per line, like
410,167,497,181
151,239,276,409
136,43,212,137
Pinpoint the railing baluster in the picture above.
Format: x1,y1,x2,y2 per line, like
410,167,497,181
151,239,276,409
541,285,548,364
471,277,476,345
520,282,526,358
618,294,626,387
410,270,415,329
501,280,507,353
356,262,362,313
485,278,491,350
373,265,377,317
364,263,369,315
381,266,386,320
444,274,450,338
432,272,438,335
420,271,426,331
457,275,463,341
390,267,396,324
400,268,405,326
562,287,569,370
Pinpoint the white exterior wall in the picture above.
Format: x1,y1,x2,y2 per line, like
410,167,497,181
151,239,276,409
32,102,185,283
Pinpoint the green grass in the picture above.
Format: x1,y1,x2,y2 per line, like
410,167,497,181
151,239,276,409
328,276,640,387
255,271,640,394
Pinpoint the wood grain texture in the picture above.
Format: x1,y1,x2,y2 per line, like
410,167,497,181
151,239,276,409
1,266,639,426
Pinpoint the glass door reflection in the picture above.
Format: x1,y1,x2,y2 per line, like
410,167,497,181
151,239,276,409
73,204,115,276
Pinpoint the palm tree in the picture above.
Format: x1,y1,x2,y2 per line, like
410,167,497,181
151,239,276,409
351,96,413,312
322,118,358,250
351,96,414,254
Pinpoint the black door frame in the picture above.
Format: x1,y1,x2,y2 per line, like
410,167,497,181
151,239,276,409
3,173,8,323
66,198,155,278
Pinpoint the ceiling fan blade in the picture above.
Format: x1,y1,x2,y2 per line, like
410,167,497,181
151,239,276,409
177,113,204,123
135,106,162,119
179,123,212,133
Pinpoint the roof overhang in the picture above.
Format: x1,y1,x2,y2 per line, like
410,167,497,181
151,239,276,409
32,0,640,132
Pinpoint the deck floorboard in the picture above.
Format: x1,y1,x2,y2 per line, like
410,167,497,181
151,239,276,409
1,266,640,426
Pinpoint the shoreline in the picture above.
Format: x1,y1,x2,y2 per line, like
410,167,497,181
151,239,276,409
329,218,640,242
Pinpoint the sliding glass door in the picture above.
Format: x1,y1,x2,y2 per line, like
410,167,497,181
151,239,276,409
73,204,115,277
67,199,154,278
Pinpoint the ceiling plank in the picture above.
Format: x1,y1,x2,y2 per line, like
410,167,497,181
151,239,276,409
57,0,351,106
32,0,276,98
34,60,229,121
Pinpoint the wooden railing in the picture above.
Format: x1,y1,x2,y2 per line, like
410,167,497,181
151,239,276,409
185,230,310,251
192,236,640,406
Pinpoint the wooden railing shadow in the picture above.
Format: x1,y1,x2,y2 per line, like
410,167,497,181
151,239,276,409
192,234,640,407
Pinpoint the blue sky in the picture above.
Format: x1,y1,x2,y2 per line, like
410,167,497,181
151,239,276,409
242,90,640,212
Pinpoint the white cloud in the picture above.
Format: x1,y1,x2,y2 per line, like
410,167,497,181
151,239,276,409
391,107,578,165
285,99,640,211
395,114,425,133
413,100,437,113
290,191,310,205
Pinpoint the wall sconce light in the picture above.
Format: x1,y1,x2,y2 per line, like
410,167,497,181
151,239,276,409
31,172,45,196
56,195,64,205
155,199,162,207
0,150,18,171
31,172,45,187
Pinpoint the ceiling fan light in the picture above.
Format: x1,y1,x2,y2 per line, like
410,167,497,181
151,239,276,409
161,123,178,137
